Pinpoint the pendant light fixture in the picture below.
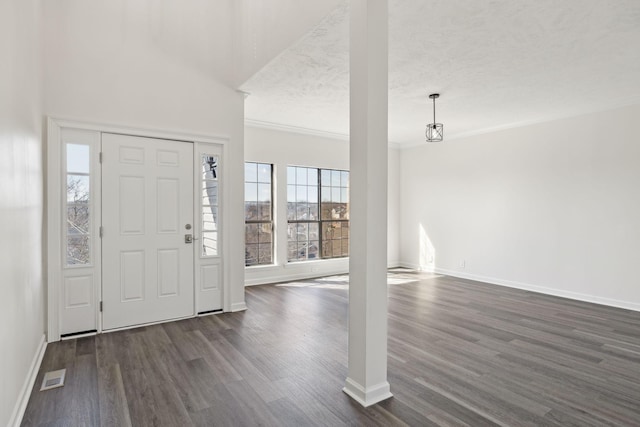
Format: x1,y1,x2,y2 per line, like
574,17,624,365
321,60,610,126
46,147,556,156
426,93,443,142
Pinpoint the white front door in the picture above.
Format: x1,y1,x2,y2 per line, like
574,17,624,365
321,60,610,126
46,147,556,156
101,133,194,330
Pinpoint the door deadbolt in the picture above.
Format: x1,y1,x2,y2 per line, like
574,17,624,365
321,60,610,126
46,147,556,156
185,224,192,230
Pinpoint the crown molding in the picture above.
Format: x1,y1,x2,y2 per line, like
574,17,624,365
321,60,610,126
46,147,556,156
398,98,640,150
245,118,349,141
244,118,402,149
447,97,640,142
249,98,640,151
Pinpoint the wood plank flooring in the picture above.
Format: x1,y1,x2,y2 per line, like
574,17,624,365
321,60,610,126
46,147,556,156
22,270,640,426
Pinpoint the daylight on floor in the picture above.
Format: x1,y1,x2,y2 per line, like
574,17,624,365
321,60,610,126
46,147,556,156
4,0,640,426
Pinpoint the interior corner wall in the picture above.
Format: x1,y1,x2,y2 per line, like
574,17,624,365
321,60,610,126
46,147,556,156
399,104,640,311
43,0,246,311
244,126,400,285
0,0,45,424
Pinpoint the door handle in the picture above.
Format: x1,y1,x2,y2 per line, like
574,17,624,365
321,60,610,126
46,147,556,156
185,234,193,244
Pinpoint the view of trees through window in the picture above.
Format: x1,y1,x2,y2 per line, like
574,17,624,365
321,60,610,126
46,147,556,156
287,166,349,262
245,162,273,266
66,144,91,265
64,153,348,268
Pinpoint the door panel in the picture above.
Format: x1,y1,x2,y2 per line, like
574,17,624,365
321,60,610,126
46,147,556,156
119,176,145,233
158,248,179,296
157,178,179,232
102,133,194,330
120,250,144,301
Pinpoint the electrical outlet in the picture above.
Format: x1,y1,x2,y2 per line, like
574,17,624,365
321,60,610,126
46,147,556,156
459,260,466,269
428,255,434,264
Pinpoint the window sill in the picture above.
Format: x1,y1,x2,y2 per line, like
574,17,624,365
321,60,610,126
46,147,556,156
284,258,349,268
245,263,279,270
244,258,350,271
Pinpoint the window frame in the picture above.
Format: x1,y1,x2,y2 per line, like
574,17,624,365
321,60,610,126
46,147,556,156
200,154,221,258
244,162,274,267
287,166,349,263
319,169,349,259
64,141,93,268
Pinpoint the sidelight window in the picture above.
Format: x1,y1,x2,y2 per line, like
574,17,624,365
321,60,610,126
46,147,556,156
65,143,91,265
201,155,219,256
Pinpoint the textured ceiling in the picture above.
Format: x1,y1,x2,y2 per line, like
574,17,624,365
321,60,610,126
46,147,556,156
241,0,640,145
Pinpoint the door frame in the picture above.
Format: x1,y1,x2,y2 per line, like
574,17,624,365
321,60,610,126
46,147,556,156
46,117,231,342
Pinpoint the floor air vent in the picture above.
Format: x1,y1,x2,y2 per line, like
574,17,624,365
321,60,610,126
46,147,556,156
40,369,66,391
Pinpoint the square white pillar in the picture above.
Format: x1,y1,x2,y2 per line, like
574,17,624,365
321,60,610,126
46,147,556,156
343,0,392,407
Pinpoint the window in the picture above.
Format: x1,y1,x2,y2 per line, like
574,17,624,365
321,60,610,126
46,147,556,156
287,166,349,262
320,169,350,258
65,143,91,265
201,155,219,256
245,162,273,266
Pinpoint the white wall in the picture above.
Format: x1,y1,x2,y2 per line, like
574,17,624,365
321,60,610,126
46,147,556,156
245,126,400,285
43,0,242,135
0,0,45,424
400,104,640,310
388,146,400,267
43,0,247,311
235,0,344,86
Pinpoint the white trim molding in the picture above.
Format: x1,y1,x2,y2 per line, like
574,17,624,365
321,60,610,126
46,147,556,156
434,267,640,313
398,261,423,271
245,269,349,286
9,334,47,427
230,302,248,312
244,118,402,149
245,260,401,287
46,117,234,341
245,118,349,141
46,117,62,342
343,377,393,407
48,116,230,145
245,258,350,287
398,98,640,150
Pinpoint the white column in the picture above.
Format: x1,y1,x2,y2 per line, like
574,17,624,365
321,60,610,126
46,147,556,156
228,90,248,312
343,0,392,407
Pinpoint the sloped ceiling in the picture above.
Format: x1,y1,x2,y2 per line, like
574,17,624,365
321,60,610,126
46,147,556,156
234,0,345,87
47,0,344,89
241,0,640,145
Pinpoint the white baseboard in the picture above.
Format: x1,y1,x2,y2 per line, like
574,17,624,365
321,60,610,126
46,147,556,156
9,334,47,427
343,377,393,407
245,268,349,287
246,261,403,287
230,301,248,312
398,261,422,271
434,267,640,312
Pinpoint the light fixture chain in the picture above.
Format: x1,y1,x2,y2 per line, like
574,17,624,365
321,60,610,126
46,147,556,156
433,96,436,127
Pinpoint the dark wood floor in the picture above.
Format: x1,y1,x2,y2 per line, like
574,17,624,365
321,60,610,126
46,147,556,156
23,270,640,426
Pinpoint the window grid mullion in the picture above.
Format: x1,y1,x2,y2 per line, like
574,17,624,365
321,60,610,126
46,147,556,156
245,162,273,266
